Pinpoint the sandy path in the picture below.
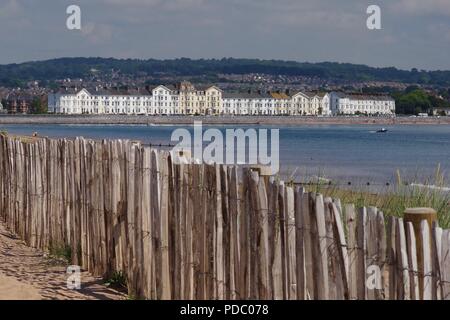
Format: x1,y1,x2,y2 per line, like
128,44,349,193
0,223,126,300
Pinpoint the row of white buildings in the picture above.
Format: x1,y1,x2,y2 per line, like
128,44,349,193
48,82,396,116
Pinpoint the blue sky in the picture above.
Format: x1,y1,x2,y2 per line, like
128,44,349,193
1,0,450,70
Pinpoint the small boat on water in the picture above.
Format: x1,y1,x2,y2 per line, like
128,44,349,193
376,128,388,133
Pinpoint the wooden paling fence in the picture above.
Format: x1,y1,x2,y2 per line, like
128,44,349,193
0,134,449,300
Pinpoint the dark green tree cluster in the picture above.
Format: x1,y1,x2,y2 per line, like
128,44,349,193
392,87,450,115
31,96,47,114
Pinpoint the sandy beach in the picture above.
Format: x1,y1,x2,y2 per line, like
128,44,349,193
0,114,449,126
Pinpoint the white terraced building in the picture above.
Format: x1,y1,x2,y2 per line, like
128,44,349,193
151,85,180,115
48,82,222,115
330,92,396,116
221,90,329,116
291,92,331,116
47,87,154,115
48,82,395,116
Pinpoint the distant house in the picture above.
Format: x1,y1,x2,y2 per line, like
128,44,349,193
4,92,34,114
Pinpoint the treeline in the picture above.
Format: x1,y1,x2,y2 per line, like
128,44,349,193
360,86,450,115
393,87,450,115
2,57,450,87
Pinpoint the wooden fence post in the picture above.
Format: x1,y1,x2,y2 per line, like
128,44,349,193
294,187,305,300
356,207,367,300
431,223,443,300
345,204,358,300
395,218,410,300
285,184,296,300
386,216,397,300
330,201,349,300
270,179,283,300
405,222,420,300
420,220,433,300
312,194,329,300
404,208,437,300
442,230,450,300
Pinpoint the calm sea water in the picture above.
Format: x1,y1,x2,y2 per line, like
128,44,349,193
2,124,449,186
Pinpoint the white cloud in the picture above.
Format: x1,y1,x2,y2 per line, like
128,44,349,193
81,23,114,44
164,0,207,10
1,0,450,69
0,0,21,18
100,0,161,6
99,0,206,10
428,22,450,42
390,0,450,17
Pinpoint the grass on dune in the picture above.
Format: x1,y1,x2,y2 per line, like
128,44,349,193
313,184,450,229
287,165,450,229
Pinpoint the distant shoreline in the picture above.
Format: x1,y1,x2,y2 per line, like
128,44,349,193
0,115,449,126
